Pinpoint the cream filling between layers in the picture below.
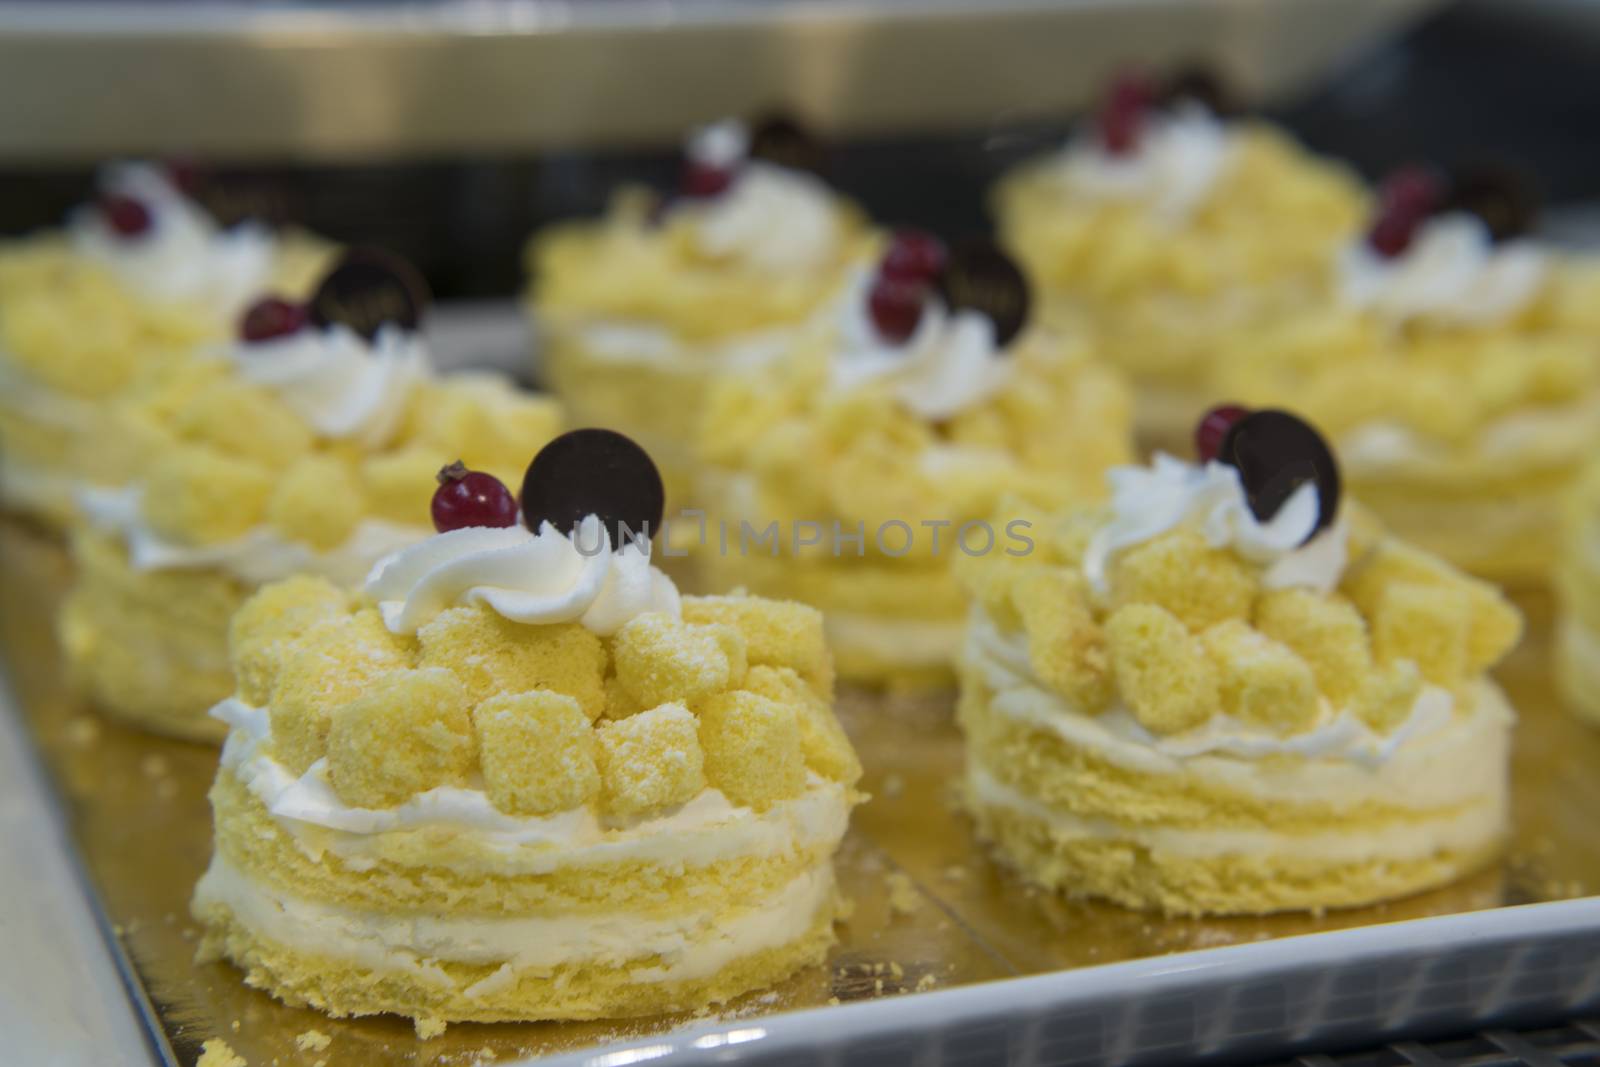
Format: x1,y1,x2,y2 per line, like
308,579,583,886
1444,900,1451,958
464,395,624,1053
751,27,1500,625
965,606,1513,810
216,699,852,873
966,764,1504,862
194,851,835,989
1340,395,1600,482
824,612,965,669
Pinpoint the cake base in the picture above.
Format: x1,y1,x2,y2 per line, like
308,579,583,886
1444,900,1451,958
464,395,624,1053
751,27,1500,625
58,530,241,742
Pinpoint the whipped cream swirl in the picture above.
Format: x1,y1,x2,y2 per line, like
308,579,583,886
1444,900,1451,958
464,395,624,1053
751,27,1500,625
367,515,681,636
1083,454,1347,596
70,162,274,318
686,161,841,274
829,271,1013,420
1054,103,1233,225
229,322,430,448
1339,213,1546,327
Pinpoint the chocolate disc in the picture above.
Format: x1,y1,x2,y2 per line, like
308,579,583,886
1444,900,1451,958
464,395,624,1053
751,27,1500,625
521,429,665,548
1160,64,1234,116
308,247,430,341
748,111,826,175
1217,409,1340,541
1446,164,1539,242
935,239,1031,349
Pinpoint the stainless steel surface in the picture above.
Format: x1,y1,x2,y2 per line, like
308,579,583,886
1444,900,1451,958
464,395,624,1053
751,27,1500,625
0,0,1444,162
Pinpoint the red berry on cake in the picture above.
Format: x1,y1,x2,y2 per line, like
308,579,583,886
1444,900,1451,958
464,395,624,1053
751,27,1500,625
868,274,926,344
1195,403,1250,464
101,194,152,237
239,296,308,344
1098,71,1156,156
432,462,519,532
1366,165,1444,258
879,229,947,283
681,160,733,199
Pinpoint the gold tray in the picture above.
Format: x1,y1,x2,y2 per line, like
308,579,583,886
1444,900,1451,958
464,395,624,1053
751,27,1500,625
2,519,1597,1067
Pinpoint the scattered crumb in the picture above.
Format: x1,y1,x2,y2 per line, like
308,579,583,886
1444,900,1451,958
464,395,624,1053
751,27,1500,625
65,716,100,747
140,754,169,778
885,872,921,917
941,864,968,881
889,961,904,979
827,997,840,1006
229,1019,239,1031
915,974,938,992
881,773,904,798
197,1038,247,1067
414,1017,447,1040
294,1030,331,1053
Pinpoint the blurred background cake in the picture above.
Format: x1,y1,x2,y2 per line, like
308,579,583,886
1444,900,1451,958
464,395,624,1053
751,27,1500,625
1558,458,1600,727
695,236,1130,689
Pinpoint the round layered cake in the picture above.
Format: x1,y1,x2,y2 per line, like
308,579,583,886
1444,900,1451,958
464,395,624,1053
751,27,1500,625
957,409,1522,915
0,161,331,528
527,116,876,505
695,237,1131,689
193,434,863,1024
60,250,562,739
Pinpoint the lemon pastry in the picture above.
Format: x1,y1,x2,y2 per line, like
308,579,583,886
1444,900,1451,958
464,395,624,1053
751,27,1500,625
958,407,1521,915
527,115,876,503
0,162,331,527
192,430,862,1025
1217,165,1600,584
696,237,1131,689
992,70,1365,449
59,251,563,741
1557,460,1600,726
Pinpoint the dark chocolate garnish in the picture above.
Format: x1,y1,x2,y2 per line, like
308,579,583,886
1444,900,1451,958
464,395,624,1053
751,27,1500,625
307,248,430,341
1446,164,1540,242
1161,64,1234,116
935,239,1031,349
1217,409,1340,542
748,111,826,175
521,429,665,549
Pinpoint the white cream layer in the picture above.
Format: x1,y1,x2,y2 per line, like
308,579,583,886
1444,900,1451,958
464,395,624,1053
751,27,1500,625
966,764,1504,862
558,318,797,371
824,612,965,670
965,606,1513,809
194,851,834,987
1339,396,1600,481
79,485,424,586
215,699,852,874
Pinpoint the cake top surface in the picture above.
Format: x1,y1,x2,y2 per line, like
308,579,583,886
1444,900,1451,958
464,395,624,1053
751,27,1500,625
529,116,875,342
959,407,1523,752
219,430,861,826
994,72,1365,296
80,254,562,574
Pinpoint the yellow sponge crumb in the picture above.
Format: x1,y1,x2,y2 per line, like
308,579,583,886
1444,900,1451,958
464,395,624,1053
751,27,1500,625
228,576,348,705
1011,566,1112,713
681,594,832,693
1255,589,1372,707
1105,603,1219,735
1371,582,1473,689
613,614,748,709
595,703,705,818
141,446,275,545
417,608,606,719
266,454,366,550
1110,528,1257,632
1358,659,1424,733
294,1030,331,1053
197,1039,247,1067
954,555,1026,633
696,690,805,810
175,379,313,468
743,665,861,784
326,668,477,808
473,691,599,815
1201,620,1320,733
269,610,415,774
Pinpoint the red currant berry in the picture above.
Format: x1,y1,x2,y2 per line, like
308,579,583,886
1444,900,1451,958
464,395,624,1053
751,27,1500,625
1377,165,1443,219
431,462,519,532
1366,210,1421,259
101,194,152,237
1196,403,1251,464
682,161,734,199
1098,71,1155,156
868,275,925,344
239,297,307,343
879,229,947,283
